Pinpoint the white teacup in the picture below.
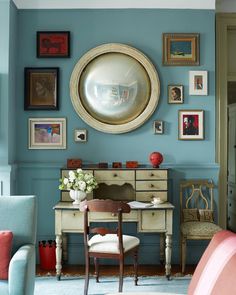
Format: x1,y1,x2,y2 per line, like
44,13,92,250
151,197,164,206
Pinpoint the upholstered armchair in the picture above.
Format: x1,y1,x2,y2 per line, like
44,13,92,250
0,195,37,295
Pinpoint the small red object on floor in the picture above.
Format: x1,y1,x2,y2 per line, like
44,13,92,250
39,240,56,271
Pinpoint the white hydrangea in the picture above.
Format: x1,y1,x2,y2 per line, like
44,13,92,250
78,180,86,191
63,178,69,185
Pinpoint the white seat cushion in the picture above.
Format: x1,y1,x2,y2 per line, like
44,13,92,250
181,221,221,237
88,234,140,254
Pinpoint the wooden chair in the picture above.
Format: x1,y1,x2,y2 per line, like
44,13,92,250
83,199,140,295
180,180,222,273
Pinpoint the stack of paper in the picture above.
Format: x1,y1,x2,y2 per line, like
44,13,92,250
128,201,153,208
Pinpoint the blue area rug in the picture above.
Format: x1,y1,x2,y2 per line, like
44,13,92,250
35,276,190,295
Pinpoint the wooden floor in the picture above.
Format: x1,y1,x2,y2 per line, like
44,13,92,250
36,264,196,277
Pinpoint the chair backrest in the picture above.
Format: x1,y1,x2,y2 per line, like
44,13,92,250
82,199,131,254
180,180,214,223
0,195,37,252
188,230,236,295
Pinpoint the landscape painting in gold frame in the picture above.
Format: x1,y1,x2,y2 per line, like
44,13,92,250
163,33,199,66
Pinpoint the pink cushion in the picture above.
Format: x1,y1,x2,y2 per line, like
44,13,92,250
0,231,13,280
188,230,236,295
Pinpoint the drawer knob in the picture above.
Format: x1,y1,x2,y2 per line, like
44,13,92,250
152,212,155,217
73,213,76,217
230,190,233,194
150,173,154,177
150,184,154,188
228,216,231,221
229,203,232,207
113,174,118,177
111,213,117,217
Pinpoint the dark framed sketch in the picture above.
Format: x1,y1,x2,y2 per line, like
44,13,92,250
28,118,66,149
178,110,204,140
168,85,184,104
37,31,70,58
153,120,164,134
163,33,199,66
74,129,87,142
24,67,59,110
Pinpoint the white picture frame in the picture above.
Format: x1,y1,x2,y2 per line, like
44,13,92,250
153,120,164,134
74,129,87,142
28,118,66,149
189,71,208,95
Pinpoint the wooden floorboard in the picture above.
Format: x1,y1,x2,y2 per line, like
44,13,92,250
36,264,196,277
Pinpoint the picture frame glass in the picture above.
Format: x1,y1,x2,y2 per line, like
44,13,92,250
179,110,204,140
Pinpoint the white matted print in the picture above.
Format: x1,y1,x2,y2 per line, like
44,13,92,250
153,120,164,134
74,129,87,142
178,110,204,140
189,71,208,95
28,118,66,149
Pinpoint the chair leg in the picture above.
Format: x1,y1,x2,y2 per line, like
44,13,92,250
181,236,187,274
119,257,124,292
134,249,138,286
84,254,90,295
94,257,99,283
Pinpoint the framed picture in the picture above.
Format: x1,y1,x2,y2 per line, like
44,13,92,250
28,118,66,149
24,68,59,110
168,85,184,104
153,120,164,134
74,129,87,142
189,71,208,95
163,33,199,66
37,31,70,58
178,110,204,140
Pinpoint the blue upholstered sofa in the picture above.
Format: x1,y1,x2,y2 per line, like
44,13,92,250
0,195,37,295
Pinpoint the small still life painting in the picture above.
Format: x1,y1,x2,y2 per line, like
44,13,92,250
178,110,204,140
28,118,66,149
168,85,184,104
163,33,199,66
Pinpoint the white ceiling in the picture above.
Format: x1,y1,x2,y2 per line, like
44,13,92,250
13,0,216,10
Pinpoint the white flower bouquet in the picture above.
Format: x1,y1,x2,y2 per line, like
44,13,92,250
59,169,98,193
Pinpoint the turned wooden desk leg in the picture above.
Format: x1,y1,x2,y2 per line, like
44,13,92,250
56,234,62,280
165,234,172,280
159,233,165,265
62,233,68,263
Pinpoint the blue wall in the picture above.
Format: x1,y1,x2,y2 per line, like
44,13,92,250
14,9,217,264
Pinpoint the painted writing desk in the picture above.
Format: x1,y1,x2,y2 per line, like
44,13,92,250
53,201,174,280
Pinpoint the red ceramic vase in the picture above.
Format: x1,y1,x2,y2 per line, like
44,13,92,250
149,152,163,168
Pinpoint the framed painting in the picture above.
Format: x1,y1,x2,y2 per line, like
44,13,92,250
163,33,199,66
74,129,87,142
178,110,204,140
153,120,164,134
168,85,184,104
24,67,59,110
189,71,208,95
28,118,66,149
37,31,70,58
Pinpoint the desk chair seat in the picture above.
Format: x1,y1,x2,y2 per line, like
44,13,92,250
82,199,140,295
181,221,221,237
88,234,140,254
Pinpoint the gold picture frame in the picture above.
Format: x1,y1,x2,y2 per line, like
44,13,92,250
163,33,199,66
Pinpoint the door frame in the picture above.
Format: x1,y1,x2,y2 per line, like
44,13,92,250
216,13,236,228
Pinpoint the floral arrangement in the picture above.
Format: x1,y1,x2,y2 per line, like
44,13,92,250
59,169,98,193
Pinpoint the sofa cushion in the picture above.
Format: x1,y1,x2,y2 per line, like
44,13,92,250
199,209,214,222
0,230,13,280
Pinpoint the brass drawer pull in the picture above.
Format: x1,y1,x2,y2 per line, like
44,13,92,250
150,173,154,177
229,203,232,207
113,174,118,177
150,184,154,188
73,213,76,217
152,212,155,217
111,213,117,217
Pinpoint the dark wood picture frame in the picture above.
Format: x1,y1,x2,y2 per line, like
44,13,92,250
163,33,199,66
37,31,70,58
24,67,59,110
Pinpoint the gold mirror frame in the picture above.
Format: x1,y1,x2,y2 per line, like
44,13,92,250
70,43,160,134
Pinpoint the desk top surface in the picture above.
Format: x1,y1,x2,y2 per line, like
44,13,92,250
53,201,174,210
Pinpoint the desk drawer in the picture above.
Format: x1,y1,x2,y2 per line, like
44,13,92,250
95,170,134,181
136,181,167,191
136,170,167,180
61,211,84,231
89,211,138,221
136,191,167,202
139,210,166,232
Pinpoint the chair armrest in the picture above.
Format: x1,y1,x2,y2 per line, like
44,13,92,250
8,244,35,295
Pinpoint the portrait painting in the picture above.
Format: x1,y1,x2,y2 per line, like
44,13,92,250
189,71,208,95
37,31,70,58
24,68,59,110
163,33,199,66
153,120,164,134
168,85,184,104
28,118,66,149
179,110,204,140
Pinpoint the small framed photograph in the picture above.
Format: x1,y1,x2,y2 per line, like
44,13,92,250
37,31,70,58
168,85,184,104
178,110,204,140
189,71,208,95
28,118,66,149
24,68,59,110
163,33,199,66
153,120,164,134
74,129,87,142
